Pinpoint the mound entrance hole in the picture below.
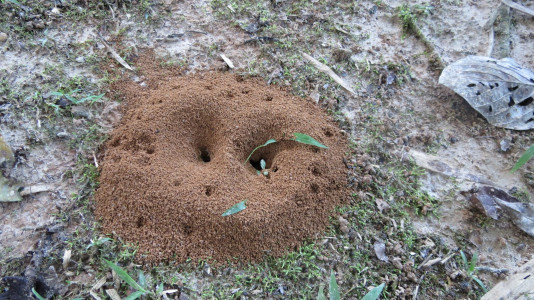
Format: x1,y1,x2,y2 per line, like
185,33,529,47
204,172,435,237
199,147,211,162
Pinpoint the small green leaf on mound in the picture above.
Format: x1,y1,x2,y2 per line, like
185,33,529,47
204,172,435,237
512,144,534,172
361,283,385,300
329,270,340,300
222,200,247,216
244,139,277,164
293,133,328,149
104,260,147,293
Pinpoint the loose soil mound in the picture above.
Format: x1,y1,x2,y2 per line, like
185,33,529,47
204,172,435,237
95,71,349,263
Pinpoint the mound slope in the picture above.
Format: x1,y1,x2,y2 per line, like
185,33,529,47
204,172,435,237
95,71,349,263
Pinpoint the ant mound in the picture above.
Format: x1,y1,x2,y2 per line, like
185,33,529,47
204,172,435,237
95,72,349,263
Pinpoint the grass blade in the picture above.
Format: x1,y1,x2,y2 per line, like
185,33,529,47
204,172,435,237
317,285,326,300
124,290,146,300
472,277,488,293
244,139,277,164
104,260,147,292
32,288,46,300
138,270,146,288
460,250,468,270
361,283,386,300
512,144,534,172
468,252,478,274
293,133,328,149
329,270,340,300
222,200,247,216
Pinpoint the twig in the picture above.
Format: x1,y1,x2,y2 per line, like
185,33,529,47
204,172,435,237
475,266,509,275
220,54,235,69
99,38,134,71
502,0,534,16
302,52,355,95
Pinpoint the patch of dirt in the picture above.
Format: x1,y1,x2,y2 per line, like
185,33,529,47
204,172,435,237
95,66,349,263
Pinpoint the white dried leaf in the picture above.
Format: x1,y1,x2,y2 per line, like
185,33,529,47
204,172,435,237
439,56,534,130
105,289,122,300
62,249,72,269
373,241,389,262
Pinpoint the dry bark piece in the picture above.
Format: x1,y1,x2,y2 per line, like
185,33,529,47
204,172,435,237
439,56,534,130
502,0,534,16
468,186,534,237
409,150,494,185
481,257,534,300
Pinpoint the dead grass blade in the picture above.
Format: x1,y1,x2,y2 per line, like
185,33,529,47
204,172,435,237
301,52,355,95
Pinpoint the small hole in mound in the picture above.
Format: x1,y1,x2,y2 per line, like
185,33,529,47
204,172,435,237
158,99,162,103
173,180,181,187
467,83,476,87
146,148,155,154
199,147,211,162
475,91,481,96
136,216,145,228
311,183,319,193
527,118,534,123
312,148,320,153
509,86,519,92
273,166,278,172
312,166,322,176
518,97,534,106
324,129,333,137
205,186,213,196
488,105,493,113
183,225,193,235
264,95,273,101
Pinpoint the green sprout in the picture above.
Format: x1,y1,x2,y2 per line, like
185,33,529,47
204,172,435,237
512,144,534,172
459,250,488,293
317,270,385,300
244,133,328,165
50,89,105,105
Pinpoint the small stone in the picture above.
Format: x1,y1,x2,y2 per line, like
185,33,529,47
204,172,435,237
34,21,46,29
75,56,85,63
0,32,7,43
56,132,69,139
71,106,92,119
392,257,403,269
500,137,512,152
179,293,190,300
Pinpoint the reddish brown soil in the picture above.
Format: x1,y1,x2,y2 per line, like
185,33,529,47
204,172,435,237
95,64,349,263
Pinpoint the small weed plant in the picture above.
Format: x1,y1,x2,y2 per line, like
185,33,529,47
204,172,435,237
222,133,327,216
317,270,385,300
104,260,178,299
459,250,488,293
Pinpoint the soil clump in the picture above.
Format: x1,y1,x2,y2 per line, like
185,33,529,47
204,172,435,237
95,63,349,263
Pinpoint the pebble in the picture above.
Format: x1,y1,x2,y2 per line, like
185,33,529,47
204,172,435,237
56,132,69,139
0,32,7,43
71,106,92,119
